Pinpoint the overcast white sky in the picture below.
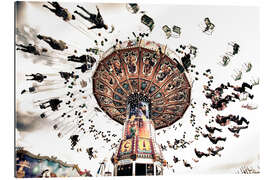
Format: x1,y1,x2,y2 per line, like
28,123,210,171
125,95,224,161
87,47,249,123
15,1,260,176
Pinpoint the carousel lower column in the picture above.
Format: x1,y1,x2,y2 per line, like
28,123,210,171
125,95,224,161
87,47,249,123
114,164,117,176
154,163,156,176
132,161,135,176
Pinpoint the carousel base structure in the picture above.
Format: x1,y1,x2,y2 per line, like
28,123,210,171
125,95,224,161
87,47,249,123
114,159,163,176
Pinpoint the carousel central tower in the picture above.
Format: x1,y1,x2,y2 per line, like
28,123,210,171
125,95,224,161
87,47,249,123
92,39,191,176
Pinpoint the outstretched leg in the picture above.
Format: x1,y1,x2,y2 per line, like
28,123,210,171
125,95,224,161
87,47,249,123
25,74,34,77
49,2,61,9
96,6,100,13
75,66,82,70
16,48,29,53
26,78,35,81
239,126,248,131
218,137,226,142
214,127,222,132
16,44,28,48
43,4,57,14
242,82,252,90
96,6,102,18
68,59,82,63
203,25,210,32
77,5,96,17
248,93,254,99
68,55,80,61
40,102,50,109
74,10,89,20
88,25,98,30
239,117,249,125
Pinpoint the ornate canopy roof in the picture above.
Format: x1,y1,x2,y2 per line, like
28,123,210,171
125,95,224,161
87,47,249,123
92,40,191,129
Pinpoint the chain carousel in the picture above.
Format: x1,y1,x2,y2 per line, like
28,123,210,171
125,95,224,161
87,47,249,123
92,39,192,176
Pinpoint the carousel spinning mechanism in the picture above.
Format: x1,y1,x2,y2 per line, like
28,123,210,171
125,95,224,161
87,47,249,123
92,40,191,176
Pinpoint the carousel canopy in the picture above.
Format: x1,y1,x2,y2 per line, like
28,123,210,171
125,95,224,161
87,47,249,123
92,40,191,129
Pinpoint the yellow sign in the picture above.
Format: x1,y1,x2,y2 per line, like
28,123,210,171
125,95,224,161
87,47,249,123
120,139,132,154
138,138,151,153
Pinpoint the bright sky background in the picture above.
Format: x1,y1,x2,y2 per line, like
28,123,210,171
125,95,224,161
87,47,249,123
15,1,260,176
